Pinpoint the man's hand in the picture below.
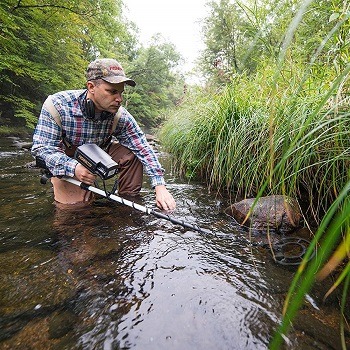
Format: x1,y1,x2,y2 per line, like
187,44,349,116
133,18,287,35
74,163,97,185
155,185,176,211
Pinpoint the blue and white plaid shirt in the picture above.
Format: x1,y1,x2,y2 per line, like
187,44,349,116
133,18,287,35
31,89,165,187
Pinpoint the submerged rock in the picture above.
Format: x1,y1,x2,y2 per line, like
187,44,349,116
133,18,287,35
0,248,77,316
48,310,77,339
225,195,302,233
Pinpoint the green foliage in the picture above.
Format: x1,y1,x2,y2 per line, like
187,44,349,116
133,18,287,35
124,34,185,128
162,0,350,214
199,0,253,83
0,0,184,129
0,0,125,125
0,1,149,128
198,0,350,89
159,89,217,179
161,69,350,208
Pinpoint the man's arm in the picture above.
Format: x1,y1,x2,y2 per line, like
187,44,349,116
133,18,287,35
115,109,176,210
114,109,166,187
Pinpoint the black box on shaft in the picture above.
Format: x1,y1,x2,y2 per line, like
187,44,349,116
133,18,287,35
74,144,118,180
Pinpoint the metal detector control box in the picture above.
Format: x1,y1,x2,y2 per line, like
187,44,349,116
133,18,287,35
75,144,118,180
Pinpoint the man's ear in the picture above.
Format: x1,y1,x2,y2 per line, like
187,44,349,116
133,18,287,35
87,81,95,93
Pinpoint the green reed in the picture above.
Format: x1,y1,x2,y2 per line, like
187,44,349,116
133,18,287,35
160,71,350,215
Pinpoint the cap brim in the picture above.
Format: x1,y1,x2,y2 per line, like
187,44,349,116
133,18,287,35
102,76,136,87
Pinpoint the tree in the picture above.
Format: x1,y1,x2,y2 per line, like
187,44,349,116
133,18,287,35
199,0,272,85
124,34,185,128
0,0,134,127
198,0,350,89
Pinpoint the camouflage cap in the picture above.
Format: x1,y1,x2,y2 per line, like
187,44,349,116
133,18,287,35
86,58,136,87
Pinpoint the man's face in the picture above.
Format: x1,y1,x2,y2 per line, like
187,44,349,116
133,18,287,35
87,80,124,113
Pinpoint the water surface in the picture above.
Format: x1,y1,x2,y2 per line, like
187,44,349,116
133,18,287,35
0,136,346,350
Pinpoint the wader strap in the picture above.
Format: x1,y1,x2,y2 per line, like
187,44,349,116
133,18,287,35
43,95,62,127
43,95,73,152
112,107,122,131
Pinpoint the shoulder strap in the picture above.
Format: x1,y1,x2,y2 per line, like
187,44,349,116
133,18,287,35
99,108,123,150
43,95,62,128
43,95,73,151
111,107,122,134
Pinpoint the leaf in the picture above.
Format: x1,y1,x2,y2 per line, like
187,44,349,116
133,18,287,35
329,12,340,23
317,229,350,281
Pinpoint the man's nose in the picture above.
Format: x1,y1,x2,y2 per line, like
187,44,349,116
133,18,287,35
115,92,122,102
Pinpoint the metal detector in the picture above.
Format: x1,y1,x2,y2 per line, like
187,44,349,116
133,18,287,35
35,144,210,235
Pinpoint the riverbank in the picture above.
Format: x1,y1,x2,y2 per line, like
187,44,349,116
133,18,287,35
0,126,33,138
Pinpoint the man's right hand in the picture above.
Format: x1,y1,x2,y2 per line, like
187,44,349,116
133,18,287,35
74,163,97,185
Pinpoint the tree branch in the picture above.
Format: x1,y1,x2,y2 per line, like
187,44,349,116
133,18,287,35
12,2,94,16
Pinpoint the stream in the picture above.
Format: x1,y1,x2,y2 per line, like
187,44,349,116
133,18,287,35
0,135,348,350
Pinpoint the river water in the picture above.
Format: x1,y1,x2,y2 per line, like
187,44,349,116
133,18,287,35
0,135,348,350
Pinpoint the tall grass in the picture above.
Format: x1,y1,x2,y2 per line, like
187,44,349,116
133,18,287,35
270,188,350,348
160,70,350,222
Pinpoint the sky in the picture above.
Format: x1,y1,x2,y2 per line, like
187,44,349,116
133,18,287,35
124,0,210,81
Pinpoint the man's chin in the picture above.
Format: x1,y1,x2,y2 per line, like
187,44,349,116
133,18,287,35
109,106,120,113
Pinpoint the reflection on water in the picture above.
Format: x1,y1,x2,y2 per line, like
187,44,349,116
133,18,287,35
0,136,347,350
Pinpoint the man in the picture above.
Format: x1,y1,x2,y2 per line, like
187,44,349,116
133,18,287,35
31,58,176,210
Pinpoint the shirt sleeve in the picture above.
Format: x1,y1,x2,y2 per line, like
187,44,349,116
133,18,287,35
31,105,78,177
114,108,166,188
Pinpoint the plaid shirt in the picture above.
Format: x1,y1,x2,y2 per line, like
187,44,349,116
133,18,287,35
31,89,165,187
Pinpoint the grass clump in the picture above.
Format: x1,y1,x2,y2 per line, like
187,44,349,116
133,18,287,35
160,67,350,224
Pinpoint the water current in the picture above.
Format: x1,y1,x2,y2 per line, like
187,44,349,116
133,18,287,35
0,135,347,349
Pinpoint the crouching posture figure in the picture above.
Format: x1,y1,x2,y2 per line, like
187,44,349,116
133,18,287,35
31,58,176,211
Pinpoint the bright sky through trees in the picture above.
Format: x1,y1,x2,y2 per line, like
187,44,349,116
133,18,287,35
125,0,210,80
